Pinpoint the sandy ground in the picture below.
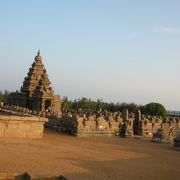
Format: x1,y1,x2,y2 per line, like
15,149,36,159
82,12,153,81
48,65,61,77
0,128,179,180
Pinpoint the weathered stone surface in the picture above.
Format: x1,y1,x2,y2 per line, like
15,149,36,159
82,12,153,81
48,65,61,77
174,135,180,149
109,121,120,133
83,117,96,131
152,123,176,143
0,114,48,138
97,116,109,131
136,113,162,137
18,123,32,137
47,110,180,139
0,123,6,136
153,128,167,143
5,122,19,137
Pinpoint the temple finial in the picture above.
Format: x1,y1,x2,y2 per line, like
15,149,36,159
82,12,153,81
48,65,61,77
37,49,40,56
35,49,42,61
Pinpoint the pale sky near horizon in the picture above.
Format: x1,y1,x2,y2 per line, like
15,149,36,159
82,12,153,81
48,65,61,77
0,0,180,110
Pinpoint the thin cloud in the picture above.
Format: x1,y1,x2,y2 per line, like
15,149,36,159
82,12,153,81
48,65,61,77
154,27,179,33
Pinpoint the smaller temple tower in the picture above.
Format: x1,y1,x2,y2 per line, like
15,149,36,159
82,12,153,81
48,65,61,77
8,51,61,117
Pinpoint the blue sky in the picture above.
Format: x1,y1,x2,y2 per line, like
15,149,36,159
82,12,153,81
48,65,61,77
0,0,180,110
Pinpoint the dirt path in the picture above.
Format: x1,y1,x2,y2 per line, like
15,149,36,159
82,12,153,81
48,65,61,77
0,128,179,179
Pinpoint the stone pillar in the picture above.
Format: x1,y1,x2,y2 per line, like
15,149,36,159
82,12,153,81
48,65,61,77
138,110,141,121
136,110,142,135
41,99,45,112
125,109,129,121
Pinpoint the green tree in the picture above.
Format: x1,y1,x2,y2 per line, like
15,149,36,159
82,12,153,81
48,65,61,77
127,103,141,114
61,97,73,110
61,96,143,113
141,102,167,118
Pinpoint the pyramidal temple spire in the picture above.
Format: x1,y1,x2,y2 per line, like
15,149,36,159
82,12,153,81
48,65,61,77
8,50,61,117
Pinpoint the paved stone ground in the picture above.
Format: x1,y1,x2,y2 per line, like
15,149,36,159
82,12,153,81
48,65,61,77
0,128,179,180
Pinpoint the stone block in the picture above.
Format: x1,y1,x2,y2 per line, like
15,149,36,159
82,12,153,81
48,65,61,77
26,123,44,138
4,122,19,137
18,123,32,137
0,122,5,137
0,114,47,139
83,120,96,131
9,115,24,121
0,115,10,120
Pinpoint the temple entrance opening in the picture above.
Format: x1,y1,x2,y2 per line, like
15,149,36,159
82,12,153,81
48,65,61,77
45,100,51,111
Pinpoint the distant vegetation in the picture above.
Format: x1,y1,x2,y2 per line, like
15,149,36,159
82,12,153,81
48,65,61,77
62,97,167,117
62,97,141,113
0,90,10,104
0,90,167,117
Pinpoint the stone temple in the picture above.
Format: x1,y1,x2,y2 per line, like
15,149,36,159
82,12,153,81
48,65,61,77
8,51,61,116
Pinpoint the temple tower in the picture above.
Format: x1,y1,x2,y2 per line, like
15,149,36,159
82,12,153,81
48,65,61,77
8,51,61,117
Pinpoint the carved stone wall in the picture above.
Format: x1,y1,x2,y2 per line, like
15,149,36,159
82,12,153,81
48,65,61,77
47,110,180,140
47,113,123,136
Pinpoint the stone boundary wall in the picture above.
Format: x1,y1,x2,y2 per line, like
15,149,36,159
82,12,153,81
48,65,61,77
0,114,48,138
46,110,180,142
47,117,118,137
47,113,127,137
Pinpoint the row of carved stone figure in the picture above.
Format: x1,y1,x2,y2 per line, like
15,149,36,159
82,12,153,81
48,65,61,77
0,105,59,118
47,110,180,139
